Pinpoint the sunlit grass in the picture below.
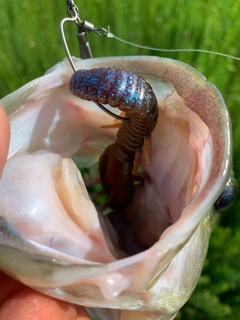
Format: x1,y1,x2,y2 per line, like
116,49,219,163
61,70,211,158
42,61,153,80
0,0,239,318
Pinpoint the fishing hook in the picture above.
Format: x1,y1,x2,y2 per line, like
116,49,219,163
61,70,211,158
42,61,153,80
60,0,129,122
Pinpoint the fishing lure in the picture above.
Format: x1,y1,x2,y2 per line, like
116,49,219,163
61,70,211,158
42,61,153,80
70,67,158,208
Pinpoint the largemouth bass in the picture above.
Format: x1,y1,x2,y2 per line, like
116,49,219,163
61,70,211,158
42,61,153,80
0,56,237,320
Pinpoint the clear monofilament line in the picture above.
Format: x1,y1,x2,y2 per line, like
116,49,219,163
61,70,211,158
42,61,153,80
106,31,240,61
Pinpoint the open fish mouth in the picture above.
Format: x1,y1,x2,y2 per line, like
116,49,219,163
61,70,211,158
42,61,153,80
0,56,235,318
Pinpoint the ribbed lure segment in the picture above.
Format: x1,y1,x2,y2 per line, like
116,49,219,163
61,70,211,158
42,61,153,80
69,67,157,116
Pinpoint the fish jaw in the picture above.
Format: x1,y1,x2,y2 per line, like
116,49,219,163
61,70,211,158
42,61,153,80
0,56,232,319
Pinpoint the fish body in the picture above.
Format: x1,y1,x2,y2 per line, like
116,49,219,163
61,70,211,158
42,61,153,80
0,56,236,319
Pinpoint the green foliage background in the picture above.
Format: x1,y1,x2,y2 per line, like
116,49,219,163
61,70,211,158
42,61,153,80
0,0,239,318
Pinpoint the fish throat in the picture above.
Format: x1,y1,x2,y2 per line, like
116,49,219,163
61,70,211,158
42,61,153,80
79,89,211,256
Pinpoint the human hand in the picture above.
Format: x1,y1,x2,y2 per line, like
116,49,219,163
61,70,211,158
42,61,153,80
0,271,90,320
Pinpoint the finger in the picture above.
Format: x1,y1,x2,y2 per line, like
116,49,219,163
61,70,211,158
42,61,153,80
0,104,10,178
0,271,23,305
0,272,90,320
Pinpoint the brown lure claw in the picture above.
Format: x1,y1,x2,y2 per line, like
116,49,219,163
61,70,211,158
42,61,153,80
144,136,152,165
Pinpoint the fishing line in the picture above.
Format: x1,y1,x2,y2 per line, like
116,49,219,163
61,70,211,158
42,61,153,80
61,3,240,62
106,28,240,62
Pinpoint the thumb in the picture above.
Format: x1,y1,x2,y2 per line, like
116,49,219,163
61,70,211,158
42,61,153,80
0,104,10,178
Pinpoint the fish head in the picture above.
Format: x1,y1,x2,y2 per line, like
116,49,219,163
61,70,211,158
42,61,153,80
0,56,237,319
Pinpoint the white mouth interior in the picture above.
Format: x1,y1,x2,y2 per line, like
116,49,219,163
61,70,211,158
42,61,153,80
1,80,212,260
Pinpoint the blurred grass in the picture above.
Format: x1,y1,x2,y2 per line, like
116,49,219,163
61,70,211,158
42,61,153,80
0,0,239,318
